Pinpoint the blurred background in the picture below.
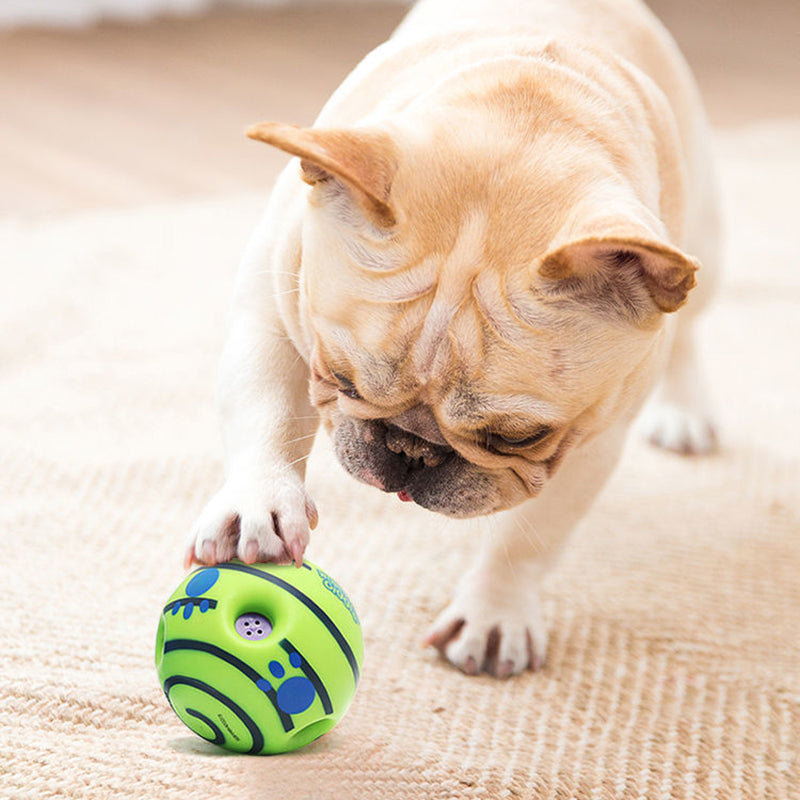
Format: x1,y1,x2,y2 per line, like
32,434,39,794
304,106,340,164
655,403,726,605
1,1,408,216
1,0,797,217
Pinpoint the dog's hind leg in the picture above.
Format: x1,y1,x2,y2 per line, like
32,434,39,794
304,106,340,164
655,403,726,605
637,315,719,455
637,133,722,456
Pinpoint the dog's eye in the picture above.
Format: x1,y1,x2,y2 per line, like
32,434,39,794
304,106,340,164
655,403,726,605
487,428,553,450
333,372,363,400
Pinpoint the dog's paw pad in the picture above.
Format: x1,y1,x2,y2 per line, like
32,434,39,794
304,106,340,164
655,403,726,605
639,402,718,455
423,582,547,678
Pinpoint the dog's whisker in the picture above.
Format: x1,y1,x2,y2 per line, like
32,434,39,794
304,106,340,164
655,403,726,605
501,522,516,574
512,516,550,558
249,268,302,278
285,432,319,446
487,515,517,574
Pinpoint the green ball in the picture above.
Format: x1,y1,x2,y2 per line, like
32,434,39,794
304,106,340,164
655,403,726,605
155,559,364,754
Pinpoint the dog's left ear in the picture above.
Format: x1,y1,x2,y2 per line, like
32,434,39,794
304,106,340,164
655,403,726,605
539,229,700,314
246,121,398,227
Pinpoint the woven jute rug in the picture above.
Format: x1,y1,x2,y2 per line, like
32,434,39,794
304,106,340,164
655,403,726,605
1,118,798,798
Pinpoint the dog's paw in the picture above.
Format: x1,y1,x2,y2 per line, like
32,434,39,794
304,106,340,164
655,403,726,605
184,474,318,569
639,401,718,455
423,570,547,678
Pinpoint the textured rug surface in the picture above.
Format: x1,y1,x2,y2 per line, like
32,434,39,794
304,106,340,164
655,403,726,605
1,119,799,798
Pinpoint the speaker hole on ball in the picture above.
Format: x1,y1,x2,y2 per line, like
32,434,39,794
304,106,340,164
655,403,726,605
235,613,272,641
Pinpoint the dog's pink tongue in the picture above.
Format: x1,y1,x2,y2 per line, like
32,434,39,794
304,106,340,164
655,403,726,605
397,490,413,502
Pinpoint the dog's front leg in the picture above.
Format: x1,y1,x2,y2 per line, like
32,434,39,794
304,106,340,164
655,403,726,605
185,197,318,569
425,424,629,678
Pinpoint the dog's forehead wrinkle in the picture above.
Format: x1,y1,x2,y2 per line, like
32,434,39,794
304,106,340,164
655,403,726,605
359,253,440,304
320,322,399,389
446,386,563,426
410,207,489,373
472,269,530,345
344,237,404,272
438,206,489,290
412,298,452,376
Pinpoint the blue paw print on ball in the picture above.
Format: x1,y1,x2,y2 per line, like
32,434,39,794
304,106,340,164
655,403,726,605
257,655,317,715
186,568,219,597
165,568,220,619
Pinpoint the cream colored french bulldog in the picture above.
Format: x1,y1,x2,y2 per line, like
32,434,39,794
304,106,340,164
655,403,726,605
186,0,721,677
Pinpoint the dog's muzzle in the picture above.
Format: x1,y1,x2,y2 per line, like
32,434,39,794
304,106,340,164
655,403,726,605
336,418,453,492
333,417,499,516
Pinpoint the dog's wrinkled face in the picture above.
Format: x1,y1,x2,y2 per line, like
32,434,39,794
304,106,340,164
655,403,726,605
247,97,697,516
304,219,662,517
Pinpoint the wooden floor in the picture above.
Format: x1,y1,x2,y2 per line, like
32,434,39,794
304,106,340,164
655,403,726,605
0,0,797,217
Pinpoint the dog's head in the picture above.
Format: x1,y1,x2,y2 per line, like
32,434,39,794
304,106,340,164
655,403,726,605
247,102,698,517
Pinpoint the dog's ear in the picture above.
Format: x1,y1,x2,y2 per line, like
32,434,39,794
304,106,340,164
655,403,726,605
539,226,700,315
246,121,398,227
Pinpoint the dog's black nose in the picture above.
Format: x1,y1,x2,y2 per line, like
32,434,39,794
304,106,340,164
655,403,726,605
384,423,452,470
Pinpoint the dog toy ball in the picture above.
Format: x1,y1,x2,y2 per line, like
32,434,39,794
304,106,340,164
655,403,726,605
155,559,363,754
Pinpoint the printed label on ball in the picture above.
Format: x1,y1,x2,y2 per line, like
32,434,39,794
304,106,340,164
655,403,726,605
316,567,360,625
217,713,239,742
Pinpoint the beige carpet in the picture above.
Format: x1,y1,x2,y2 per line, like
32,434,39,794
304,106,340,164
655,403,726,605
2,72,799,800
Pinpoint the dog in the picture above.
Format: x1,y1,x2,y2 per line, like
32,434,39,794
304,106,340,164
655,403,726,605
185,0,721,678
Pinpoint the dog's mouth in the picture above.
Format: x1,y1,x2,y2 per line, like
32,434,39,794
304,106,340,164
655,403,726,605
333,417,512,517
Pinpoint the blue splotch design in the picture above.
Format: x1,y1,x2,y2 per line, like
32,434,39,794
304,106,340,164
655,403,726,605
186,568,220,597
269,661,285,679
163,568,220,619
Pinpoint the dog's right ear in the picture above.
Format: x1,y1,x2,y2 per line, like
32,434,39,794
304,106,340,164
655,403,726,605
540,234,699,314
246,122,399,228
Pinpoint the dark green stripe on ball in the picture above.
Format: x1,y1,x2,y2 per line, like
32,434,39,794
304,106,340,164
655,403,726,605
164,638,293,731
163,675,264,754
